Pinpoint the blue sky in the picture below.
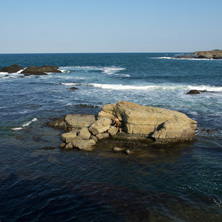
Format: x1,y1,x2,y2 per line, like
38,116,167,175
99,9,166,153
0,0,222,53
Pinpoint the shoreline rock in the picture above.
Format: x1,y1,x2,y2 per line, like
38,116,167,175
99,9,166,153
47,101,197,152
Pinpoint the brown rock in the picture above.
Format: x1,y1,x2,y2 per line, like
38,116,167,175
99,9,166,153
113,147,126,152
108,126,118,136
61,129,79,143
65,114,95,129
78,127,91,140
89,118,112,135
65,143,73,150
97,101,197,142
72,139,96,151
59,143,66,149
102,133,110,139
96,134,104,140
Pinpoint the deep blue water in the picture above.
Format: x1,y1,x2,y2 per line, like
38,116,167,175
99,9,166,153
0,53,222,221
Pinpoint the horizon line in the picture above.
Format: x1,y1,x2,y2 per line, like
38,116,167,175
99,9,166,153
0,51,192,55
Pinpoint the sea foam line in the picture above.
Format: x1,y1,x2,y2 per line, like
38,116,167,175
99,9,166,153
90,83,222,91
11,118,38,131
61,83,79,86
59,66,126,75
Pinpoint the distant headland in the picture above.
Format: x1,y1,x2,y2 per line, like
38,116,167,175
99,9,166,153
176,49,222,59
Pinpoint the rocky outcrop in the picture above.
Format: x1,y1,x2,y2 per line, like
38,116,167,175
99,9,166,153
0,64,62,76
0,64,23,73
176,50,222,59
98,101,197,142
48,101,197,152
194,50,222,59
21,66,62,76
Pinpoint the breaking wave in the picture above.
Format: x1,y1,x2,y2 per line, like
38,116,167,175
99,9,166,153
59,66,126,75
90,83,222,92
11,118,38,131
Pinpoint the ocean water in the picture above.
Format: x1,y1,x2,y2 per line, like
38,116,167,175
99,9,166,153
0,53,222,221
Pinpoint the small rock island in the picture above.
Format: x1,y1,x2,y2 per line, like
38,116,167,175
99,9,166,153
177,49,222,59
48,101,197,152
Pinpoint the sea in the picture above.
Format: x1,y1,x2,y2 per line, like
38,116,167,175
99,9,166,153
0,53,222,222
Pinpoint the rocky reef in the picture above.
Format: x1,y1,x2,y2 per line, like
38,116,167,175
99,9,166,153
47,101,197,152
176,50,222,59
0,64,61,76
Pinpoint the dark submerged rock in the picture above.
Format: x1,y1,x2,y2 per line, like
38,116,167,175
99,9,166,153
39,147,56,150
0,64,23,73
70,87,78,90
46,117,67,130
187,90,200,94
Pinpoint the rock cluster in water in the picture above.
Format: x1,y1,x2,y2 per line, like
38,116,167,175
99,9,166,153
176,49,222,59
0,64,61,76
48,101,197,152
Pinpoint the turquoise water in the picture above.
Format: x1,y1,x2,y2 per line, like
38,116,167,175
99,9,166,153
0,53,222,221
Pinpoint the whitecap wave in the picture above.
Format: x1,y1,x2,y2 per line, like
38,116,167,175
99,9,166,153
11,118,38,131
61,82,79,86
187,85,222,92
59,66,126,75
90,83,222,92
0,72,7,75
154,57,221,61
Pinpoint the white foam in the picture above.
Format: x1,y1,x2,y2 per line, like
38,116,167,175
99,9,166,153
61,83,79,86
17,68,25,74
11,118,38,131
90,83,222,92
60,66,126,75
103,67,126,75
152,57,221,61
187,85,222,92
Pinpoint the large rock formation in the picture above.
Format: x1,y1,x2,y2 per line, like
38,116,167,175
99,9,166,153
98,101,197,142
194,50,222,59
0,64,23,73
176,50,222,59
0,64,62,76
48,101,197,152
21,65,62,76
